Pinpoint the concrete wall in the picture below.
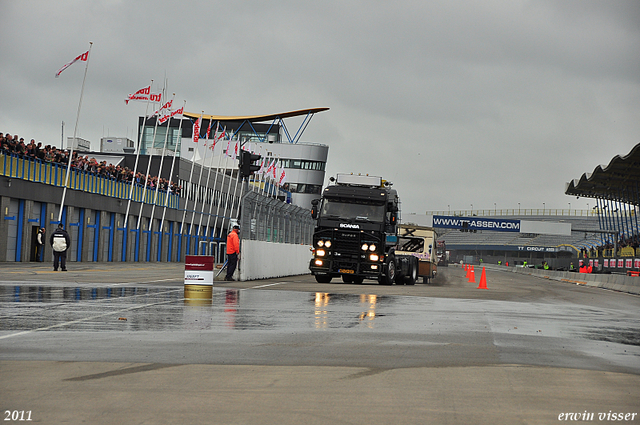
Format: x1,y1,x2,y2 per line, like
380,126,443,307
239,240,311,281
482,264,640,295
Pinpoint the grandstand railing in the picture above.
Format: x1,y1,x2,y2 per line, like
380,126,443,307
427,209,603,217
0,151,179,208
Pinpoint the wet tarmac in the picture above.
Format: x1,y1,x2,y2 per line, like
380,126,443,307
1,274,639,373
1,263,639,424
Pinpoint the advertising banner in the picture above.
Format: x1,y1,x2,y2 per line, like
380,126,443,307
432,215,520,233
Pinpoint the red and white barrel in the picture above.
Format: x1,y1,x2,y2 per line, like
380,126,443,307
184,255,214,301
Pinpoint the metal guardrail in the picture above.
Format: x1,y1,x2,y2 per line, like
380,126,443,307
240,188,314,245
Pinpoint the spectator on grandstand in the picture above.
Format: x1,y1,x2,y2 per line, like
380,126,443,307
1,131,188,198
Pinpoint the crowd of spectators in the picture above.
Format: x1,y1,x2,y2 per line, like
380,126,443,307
581,234,640,258
1,132,181,195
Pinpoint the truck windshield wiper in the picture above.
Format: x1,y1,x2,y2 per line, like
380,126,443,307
355,216,375,223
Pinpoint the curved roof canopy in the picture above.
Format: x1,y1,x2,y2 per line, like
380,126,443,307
565,143,640,205
183,107,329,122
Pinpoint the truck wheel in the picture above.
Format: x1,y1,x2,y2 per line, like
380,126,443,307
405,258,417,285
381,256,396,285
315,275,332,283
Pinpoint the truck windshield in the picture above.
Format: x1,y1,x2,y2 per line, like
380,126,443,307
320,199,385,222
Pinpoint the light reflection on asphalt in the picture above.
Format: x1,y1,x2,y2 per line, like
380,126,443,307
1,284,639,374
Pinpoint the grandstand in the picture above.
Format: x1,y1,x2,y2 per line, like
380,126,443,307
419,142,640,273
427,213,602,269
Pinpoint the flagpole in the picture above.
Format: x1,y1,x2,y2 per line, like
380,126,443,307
147,93,175,260
211,126,228,241
191,115,211,253
204,123,222,235
136,82,166,231
180,112,203,240
216,131,238,239
229,136,243,227
58,42,92,223
159,100,186,240
190,115,212,245
196,119,217,248
124,79,154,230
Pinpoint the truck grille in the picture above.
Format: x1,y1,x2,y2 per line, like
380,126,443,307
334,231,360,253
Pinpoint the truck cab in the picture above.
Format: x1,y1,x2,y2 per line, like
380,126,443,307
309,174,416,285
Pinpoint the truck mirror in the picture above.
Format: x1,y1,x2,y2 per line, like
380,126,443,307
311,199,319,219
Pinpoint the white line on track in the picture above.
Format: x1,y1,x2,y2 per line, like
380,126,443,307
0,296,180,341
241,282,289,290
0,283,289,340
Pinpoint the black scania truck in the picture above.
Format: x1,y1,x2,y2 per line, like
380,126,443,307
309,173,418,285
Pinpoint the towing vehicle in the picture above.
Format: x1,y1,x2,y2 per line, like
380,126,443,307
396,224,439,284
309,173,418,285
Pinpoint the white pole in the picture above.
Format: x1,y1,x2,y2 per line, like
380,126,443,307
197,120,218,241
204,123,222,234
136,83,166,230
124,79,155,229
147,93,175,242
211,126,228,241
159,100,186,234
58,42,93,222
190,115,212,241
180,112,203,237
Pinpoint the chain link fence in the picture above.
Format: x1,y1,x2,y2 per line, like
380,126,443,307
240,189,314,245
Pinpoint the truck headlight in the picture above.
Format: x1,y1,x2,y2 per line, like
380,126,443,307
361,243,369,251
317,240,324,247
314,259,323,266
369,244,376,251
316,249,326,257
369,253,379,262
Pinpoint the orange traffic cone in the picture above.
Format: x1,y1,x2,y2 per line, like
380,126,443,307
468,265,475,283
477,267,488,289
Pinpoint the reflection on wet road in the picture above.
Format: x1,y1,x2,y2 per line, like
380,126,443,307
1,286,390,333
1,283,639,374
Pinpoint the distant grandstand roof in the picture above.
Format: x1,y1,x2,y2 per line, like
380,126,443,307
183,107,329,122
565,142,640,205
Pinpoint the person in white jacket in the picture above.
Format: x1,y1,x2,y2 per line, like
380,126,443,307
49,224,70,271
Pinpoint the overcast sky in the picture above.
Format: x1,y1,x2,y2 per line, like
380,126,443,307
1,0,638,215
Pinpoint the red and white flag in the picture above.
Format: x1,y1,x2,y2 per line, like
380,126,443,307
266,159,276,178
150,99,173,117
232,139,239,160
55,50,89,78
208,123,220,150
158,106,183,124
193,116,202,144
225,138,232,157
278,167,287,187
125,85,162,104
214,127,226,145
